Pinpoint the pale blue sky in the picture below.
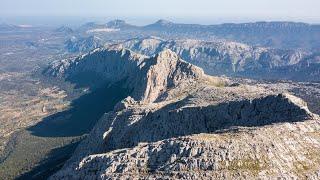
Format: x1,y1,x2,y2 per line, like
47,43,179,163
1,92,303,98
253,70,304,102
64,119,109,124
1,0,320,24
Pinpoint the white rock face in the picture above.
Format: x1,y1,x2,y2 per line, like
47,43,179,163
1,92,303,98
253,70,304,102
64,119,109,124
47,47,320,179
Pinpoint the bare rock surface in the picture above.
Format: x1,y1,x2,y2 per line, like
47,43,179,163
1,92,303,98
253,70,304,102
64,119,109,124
46,47,320,179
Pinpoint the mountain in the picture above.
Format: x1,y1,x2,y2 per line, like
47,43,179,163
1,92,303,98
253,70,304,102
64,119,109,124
276,53,320,81
64,36,103,53
143,19,175,30
77,22,105,32
208,21,320,50
119,37,320,81
143,20,320,50
106,20,138,30
55,26,74,34
45,46,205,102
142,20,211,37
77,21,131,34
45,47,320,179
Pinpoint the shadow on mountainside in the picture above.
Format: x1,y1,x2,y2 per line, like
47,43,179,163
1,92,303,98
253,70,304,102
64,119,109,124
16,141,81,180
28,80,132,137
13,80,132,179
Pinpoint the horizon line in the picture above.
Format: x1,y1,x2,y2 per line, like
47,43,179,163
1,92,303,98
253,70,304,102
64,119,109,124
1,16,320,26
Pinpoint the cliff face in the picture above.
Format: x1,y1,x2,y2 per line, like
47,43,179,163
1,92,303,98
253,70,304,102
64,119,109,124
44,46,205,103
46,47,320,179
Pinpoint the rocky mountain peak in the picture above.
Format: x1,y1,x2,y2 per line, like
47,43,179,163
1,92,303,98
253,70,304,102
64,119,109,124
139,49,204,102
156,49,178,59
44,47,205,103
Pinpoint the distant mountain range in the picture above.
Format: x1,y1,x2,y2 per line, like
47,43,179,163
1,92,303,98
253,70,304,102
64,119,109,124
72,19,320,51
111,37,319,81
2,19,319,81
3,19,319,50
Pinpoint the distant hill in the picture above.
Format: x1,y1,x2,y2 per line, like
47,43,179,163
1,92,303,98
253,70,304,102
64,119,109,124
64,36,102,53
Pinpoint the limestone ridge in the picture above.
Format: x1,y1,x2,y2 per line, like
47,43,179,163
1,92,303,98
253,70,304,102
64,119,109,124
47,47,320,179
44,47,204,103
50,87,318,179
97,94,315,156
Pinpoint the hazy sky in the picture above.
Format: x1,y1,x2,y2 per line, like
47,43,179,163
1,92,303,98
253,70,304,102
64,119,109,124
1,0,320,24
